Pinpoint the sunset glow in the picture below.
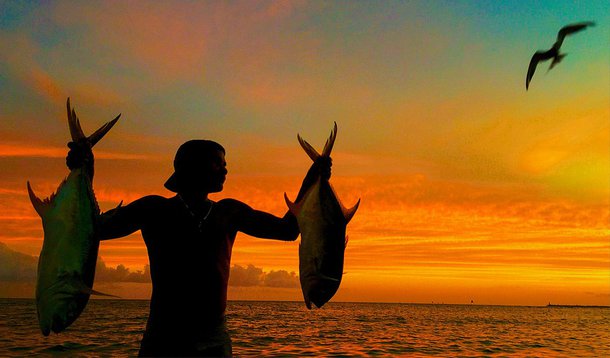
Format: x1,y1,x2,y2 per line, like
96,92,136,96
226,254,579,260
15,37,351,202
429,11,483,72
1,1,608,306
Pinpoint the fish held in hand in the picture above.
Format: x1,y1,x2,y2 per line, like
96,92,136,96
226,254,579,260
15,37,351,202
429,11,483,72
285,123,360,309
27,98,120,335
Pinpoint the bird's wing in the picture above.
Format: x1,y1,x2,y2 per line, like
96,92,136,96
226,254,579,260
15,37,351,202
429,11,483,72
557,21,595,43
526,51,547,90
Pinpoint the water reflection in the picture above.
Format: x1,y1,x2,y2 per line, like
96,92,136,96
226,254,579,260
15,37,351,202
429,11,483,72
1,299,608,357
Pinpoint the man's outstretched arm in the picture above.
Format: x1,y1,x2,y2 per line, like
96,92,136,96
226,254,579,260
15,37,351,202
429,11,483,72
234,156,331,241
66,140,148,241
230,200,299,241
98,197,157,240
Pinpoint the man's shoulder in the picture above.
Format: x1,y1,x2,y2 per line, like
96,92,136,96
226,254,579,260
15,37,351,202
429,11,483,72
129,194,175,208
215,198,250,213
216,198,246,207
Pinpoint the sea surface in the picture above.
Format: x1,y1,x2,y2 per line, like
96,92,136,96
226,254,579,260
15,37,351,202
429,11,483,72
1,298,609,357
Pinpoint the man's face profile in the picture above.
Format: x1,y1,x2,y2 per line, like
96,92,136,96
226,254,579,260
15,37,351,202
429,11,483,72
203,150,227,193
166,140,227,194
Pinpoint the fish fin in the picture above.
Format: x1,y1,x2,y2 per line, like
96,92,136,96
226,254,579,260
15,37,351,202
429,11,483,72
67,98,86,142
321,122,337,158
318,273,340,282
297,134,320,161
284,192,302,215
88,113,121,147
342,198,360,223
73,280,120,298
88,288,121,298
100,200,123,216
67,97,121,147
58,273,120,298
78,285,120,298
26,181,48,217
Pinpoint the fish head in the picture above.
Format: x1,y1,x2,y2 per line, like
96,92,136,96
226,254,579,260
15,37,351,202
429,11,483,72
38,292,88,335
36,276,90,335
302,274,341,309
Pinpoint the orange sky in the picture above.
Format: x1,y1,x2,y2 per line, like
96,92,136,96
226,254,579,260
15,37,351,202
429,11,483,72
1,1,609,306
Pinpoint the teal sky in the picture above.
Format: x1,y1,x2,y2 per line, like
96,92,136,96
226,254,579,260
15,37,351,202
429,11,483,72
1,1,607,174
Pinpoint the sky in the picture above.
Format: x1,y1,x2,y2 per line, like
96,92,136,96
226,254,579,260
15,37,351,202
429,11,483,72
1,0,609,306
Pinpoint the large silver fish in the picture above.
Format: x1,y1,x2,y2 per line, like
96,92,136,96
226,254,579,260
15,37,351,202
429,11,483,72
27,98,120,335
285,123,360,309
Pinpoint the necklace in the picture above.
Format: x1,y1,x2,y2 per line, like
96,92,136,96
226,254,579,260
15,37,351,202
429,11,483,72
178,194,213,232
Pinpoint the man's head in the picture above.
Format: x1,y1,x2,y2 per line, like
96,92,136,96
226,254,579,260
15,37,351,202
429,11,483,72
164,140,227,194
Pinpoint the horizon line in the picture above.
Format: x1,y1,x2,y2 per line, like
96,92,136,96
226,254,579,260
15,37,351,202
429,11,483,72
1,296,608,308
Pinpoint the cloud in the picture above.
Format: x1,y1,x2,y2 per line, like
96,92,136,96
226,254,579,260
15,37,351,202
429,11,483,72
99,261,299,288
29,68,64,104
262,269,299,288
50,2,210,81
228,264,263,287
46,1,320,108
228,264,299,288
0,142,151,160
0,243,297,288
0,243,152,283
0,29,123,108
95,258,151,283
0,242,37,282
0,32,63,105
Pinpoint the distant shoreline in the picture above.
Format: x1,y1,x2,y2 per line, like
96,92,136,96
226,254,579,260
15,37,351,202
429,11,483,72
545,303,610,309
1,297,608,308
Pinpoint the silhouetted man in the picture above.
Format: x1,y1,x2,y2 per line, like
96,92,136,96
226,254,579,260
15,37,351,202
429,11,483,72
67,139,330,357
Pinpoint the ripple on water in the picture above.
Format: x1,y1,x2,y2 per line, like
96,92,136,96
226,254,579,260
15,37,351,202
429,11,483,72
1,300,609,357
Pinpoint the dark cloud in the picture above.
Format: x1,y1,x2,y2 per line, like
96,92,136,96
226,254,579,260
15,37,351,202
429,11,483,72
229,264,263,287
263,269,299,288
229,264,299,288
0,242,37,281
0,243,152,283
95,259,151,283
1,243,298,288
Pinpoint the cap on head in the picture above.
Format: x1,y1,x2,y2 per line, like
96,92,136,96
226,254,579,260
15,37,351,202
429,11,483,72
164,140,225,193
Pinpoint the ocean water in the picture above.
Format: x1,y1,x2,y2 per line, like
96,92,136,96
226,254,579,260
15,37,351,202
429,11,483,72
1,299,609,357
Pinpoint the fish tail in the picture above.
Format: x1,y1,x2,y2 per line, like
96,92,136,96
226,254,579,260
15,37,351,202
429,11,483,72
88,113,121,147
66,97,121,147
297,122,338,161
321,122,337,157
297,134,320,161
67,98,86,142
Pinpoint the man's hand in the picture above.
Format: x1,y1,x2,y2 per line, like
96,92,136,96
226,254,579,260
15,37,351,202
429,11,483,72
296,156,332,203
314,156,332,180
66,141,94,179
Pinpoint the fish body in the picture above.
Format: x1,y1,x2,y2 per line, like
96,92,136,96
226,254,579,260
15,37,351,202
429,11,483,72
27,98,120,335
285,123,359,309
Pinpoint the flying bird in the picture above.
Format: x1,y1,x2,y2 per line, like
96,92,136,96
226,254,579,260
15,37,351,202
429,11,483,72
526,21,595,90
